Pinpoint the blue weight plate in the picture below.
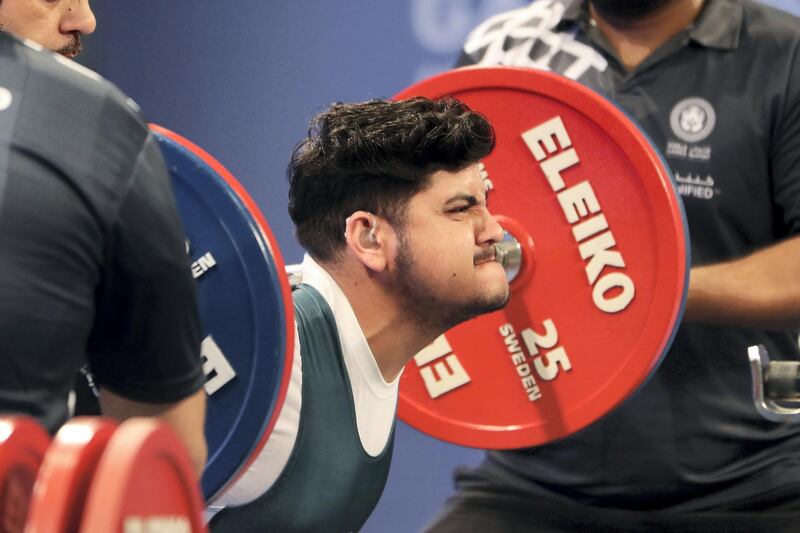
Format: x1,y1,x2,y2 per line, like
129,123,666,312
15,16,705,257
152,125,294,502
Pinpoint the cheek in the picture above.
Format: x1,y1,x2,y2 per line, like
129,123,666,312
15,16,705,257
0,14,20,34
1,10,50,42
409,241,464,280
405,220,476,277
440,240,478,280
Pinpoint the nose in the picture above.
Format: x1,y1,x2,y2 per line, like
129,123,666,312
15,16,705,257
479,209,505,245
61,1,97,35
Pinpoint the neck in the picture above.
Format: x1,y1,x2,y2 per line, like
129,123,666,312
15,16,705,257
321,260,438,383
589,0,705,71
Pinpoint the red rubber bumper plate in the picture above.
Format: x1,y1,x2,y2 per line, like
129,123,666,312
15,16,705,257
394,67,689,449
26,417,118,533
0,417,49,532
79,419,206,533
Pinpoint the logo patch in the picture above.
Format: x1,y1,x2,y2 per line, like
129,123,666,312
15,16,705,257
669,97,716,143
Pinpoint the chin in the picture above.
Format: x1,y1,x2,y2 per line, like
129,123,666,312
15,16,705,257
487,284,511,311
472,280,510,316
480,263,509,291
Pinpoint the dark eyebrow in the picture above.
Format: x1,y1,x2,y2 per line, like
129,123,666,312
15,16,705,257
443,194,480,208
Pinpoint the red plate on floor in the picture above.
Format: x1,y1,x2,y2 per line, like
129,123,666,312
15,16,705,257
26,417,118,532
79,419,206,533
0,416,50,532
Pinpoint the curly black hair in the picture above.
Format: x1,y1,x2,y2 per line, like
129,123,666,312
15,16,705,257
287,97,495,260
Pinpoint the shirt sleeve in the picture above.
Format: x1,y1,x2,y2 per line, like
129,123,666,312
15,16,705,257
87,123,205,403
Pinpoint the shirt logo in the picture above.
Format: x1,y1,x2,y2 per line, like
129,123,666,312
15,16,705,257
669,97,716,143
674,173,720,201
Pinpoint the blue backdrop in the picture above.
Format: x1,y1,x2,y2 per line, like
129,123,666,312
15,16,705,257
81,1,799,531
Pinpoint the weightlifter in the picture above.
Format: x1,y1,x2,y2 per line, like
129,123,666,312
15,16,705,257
207,97,510,532
0,33,207,475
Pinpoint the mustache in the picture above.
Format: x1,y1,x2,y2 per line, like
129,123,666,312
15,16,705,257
473,245,496,265
56,33,82,58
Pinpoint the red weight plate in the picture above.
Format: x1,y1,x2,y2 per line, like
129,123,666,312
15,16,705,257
0,417,49,533
25,417,117,533
79,419,206,533
395,67,689,449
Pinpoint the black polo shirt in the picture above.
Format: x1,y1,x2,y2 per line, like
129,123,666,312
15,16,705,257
0,34,205,432
459,0,800,512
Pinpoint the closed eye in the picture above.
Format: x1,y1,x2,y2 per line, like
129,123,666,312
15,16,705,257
448,204,473,214
444,194,481,214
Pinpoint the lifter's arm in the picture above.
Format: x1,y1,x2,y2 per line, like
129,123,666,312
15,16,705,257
684,235,800,329
99,387,207,477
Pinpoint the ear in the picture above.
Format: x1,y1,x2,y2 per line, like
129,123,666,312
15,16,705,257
344,211,390,272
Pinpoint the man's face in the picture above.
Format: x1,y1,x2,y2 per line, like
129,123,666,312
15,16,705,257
390,164,510,332
0,0,96,58
590,0,674,20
